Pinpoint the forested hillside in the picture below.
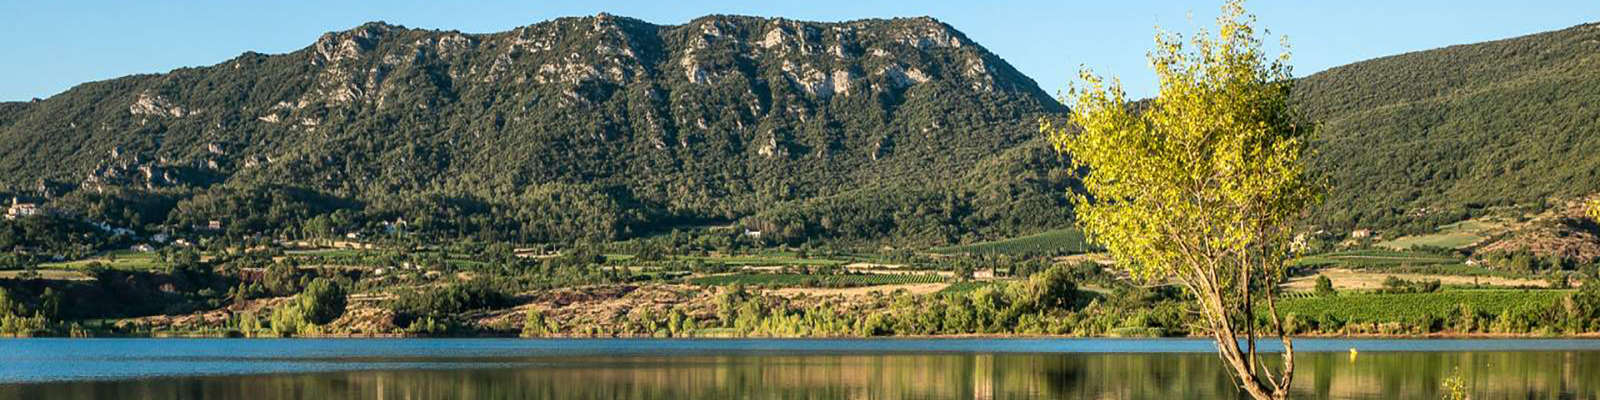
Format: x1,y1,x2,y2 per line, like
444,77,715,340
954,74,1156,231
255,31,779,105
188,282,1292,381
1296,22,1600,233
0,15,1071,246
5,15,1598,249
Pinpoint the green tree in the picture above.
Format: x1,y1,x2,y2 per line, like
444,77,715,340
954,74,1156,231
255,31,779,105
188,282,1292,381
296,278,347,325
667,308,686,337
1570,277,1600,332
1314,275,1335,296
238,311,261,337
0,287,19,317
1043,1,1320,398
269,304,305,337
522,309,550,337
1017,264,1078,311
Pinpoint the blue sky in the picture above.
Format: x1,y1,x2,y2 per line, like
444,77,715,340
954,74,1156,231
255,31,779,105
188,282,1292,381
2,1,1596,101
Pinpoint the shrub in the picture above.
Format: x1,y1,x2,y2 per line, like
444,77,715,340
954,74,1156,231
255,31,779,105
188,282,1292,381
522,309,553,337
1314,275,1336,296
297,278,346,325
269,304,306,337
390,280,511,327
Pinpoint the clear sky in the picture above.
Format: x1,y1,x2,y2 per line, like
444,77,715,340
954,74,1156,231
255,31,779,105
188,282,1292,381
2,1,1596,102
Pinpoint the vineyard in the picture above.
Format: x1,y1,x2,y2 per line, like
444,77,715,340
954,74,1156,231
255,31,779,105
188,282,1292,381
670,254,849,267
1278,289,1571,322
689,273,945,288
1292,249,1462,269
931,228,1091,257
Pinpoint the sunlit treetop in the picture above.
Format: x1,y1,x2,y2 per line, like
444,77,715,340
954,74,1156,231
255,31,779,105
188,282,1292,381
1044,0,1324,285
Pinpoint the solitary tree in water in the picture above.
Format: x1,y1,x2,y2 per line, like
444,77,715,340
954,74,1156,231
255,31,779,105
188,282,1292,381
1043,1,1322,399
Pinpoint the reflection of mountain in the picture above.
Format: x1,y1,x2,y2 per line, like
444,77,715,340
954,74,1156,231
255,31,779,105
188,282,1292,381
6,351,1594,399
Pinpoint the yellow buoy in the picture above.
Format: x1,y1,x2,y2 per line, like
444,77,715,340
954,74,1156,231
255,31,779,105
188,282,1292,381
1348,347,1358,363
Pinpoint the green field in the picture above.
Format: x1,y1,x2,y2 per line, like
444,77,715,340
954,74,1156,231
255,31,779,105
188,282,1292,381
931,228,1091,256
666,254,849,267
1376,232,1483,250
1293,249,1461,269
284,248,366,258
1376,218,1505,250
38,251,164,271
1278,289,1570,323
689,273,944,287
286,249,496,269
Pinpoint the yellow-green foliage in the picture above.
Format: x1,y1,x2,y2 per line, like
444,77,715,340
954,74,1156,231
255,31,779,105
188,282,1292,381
269,304,306,337
522,309,559,337
1042,2,1318,398
267,279,347,337
1441,367,1469,400
1044,0,1320,304
1046,5,1321,283
0,287,51,335
1587,198,1599,221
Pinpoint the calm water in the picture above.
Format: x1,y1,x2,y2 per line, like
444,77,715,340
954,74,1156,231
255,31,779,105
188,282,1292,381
1,338,1598,399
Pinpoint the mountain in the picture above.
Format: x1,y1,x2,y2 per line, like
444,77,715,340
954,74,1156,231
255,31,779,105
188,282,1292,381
1296,23,1600,233
0,15,1072,246
11,14,1595,249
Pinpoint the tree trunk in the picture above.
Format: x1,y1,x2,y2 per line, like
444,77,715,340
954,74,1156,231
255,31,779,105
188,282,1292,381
1210,295,1296,400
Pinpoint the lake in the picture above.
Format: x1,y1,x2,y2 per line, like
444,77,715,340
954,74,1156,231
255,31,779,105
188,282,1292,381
1,338,1597,399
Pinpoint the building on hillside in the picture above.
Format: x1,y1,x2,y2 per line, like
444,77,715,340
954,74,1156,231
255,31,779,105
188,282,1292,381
130,244,155,252
1350,229,1373,239
5,198,42,220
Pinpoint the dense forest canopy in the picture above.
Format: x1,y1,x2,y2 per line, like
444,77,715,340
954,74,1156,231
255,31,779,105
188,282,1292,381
1293,22,1600,233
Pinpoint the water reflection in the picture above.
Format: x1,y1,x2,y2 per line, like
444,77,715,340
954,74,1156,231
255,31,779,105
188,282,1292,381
3,350,1595,399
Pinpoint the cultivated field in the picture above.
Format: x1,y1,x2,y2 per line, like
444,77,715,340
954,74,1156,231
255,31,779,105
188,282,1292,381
1293,249,1461,269
1283,268,1549,291
771,283,951,297
932,228,1090,256
1376,218,1509,250
1278,289,1570,323
37,251,163,271
689,273,945,288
